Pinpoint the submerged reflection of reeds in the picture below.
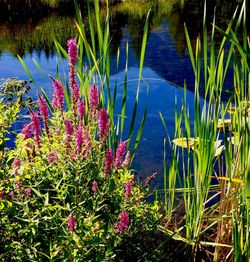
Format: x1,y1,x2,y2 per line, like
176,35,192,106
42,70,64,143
1,0,248,59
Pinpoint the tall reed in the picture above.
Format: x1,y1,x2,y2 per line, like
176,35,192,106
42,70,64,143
160,0,249,260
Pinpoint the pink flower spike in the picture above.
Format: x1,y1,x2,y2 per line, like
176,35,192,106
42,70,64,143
114,211,129,234
38,96,50,138
67,38,78,66
125,180,133,201
67,215,76,232
9,191,15,199
64,118,73,135
48,152,59,163
25,188,32,198
30,111,41,146
74,125,84,155
13,159,22,176
64,118,73,154
38,96,49,120
98,108,110,142
72,84,80,107
67,38,79,117
122,151,131,167
89,84,99,109
78,98,85,122
52,80,64,111
84,131,92,155
21,124,31,140
13,159,22,169
104,148,113,176
92,180,98,194
114,141,127,168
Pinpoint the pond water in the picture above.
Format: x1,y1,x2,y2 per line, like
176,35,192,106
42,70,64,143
0,0,247,185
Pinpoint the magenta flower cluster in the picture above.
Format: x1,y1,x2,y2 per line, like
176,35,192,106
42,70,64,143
122,151,131,167
78,99,85,122
38,96,50,138
104,149,113,176
68,215,76,232
125,180,133,201
89,84,99,109
67,38,78,66
74,125,84,155
114,211,130,234
98,108,110,142
21,124,31,139
30,111,41,146
11,38,134,238
68,38,80,117
52,80,64,112
114,141,127,168
48,152,59,163
92,180,98,194
24,188,32,197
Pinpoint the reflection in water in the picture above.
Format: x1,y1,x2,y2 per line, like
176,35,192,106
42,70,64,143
0,15,77,57
0,0,247,59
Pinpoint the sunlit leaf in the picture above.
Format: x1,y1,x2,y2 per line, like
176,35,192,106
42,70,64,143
217,118,231,129
214,145,225,157
213,176,243,184
172,137,198,149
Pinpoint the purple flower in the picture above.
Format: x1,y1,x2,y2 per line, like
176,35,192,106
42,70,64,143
125,180,133,201
104,148,113,176
25,188,32,198
114,141,127,168
122,151,131,167
84,131,92,155
30,111,41,146
15,180,23,193
67,38,78,66
92,180,98,194
64,118,73,153
74,125,84,155
72,85,80,104
13,159,22,169
38,96,49,120
21,124,31,140
98,108,109,142
78,98,85,122
89,85,99,109
38,96,50,138
52,80,64,112
114,211,130,234
64,118,73,135
68,38,79,117
9,191,15,199
48,152,59,163
68,215,76,232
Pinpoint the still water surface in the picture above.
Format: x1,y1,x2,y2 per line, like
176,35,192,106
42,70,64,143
0,0,246,184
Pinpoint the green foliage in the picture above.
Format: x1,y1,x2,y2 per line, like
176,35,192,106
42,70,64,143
160,1,250,260
0,39,161,261
0,78,31,176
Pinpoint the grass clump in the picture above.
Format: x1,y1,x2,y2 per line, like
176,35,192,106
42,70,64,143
160,1,250,260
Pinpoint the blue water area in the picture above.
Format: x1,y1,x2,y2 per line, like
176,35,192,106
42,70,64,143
0,52,195,186
0,1,244,186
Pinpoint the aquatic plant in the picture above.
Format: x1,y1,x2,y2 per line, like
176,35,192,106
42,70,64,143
160,1,250,260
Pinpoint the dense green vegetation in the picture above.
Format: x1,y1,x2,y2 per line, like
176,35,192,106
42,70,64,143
0,0,249,260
